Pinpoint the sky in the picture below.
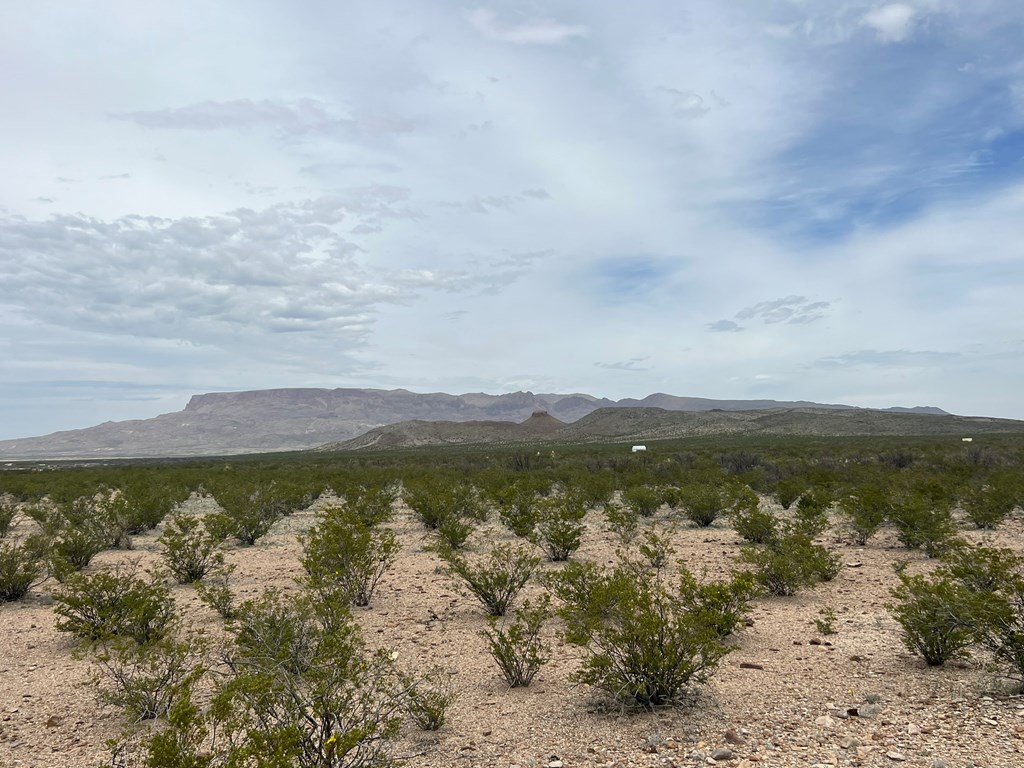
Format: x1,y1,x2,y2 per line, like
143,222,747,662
2,1,1024,440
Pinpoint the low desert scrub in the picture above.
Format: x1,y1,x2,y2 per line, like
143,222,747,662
441,543,540,616
839,484,890,545
53,564,176,645
494,480,544,537
547,558,748,705
482,596,550,687
889,565,976,666
212,588,409,767
532,492,587,561
622,484,662,517
888,494,959,558
194,566,238,620
729,491,779,545
92,635,205,721
158,512,225,584
0,540,45,602
739,529,841,597
301,504,400,607
603,501,640,545
403,666,456,730
888,545,1024,676
0,500,18,538
676,483,728,528
960,480,1017,530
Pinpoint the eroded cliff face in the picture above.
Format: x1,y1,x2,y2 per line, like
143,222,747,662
0,386,951,460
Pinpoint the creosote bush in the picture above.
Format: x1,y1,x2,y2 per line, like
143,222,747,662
960,480,1017,530
0,540,45,602
441,542,539,616
622,484,662,517
0,500,18,539
404,666,456,730
547,558,747,705
158,512,225,584
53,565,176,645
483,596,550,687
92,635,204,722
889,566,976,666
302,503,400,607
839,484,890,545
532,492,587,561
739,529,841,597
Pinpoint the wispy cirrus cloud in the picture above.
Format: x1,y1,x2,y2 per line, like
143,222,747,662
111,99,415,142
594,357,651,372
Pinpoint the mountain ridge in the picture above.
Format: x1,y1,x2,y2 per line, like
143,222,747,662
0,387,952,459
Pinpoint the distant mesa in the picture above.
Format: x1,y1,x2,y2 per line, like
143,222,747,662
0,386,1005,461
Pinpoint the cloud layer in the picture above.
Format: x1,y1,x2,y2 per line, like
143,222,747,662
1,1,1023,438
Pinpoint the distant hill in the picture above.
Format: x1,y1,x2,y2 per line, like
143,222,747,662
326,406,1022,451
0,387,952,459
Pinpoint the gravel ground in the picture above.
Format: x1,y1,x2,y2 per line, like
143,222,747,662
1,492,1022,768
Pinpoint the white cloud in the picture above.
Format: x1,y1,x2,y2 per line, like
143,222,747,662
862,4,918,43
465,9,589,45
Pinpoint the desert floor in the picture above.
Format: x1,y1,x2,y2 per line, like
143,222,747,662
1,493,1023,768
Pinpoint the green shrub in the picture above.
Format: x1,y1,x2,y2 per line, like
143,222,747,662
158,513,225,584
195,567,237,620
207,483,289,546
405,479,484,530
547,558,743,705
434,512,475,550
0,540,44,602
93,636,204,721
775,477,805,510
839,485,890,545
482,596,549,687
403,666,455,730
739,530,841,597
603,502,640,546
495,482,542,537
441,543,539,616
301,504,400,607
47,527,105,581
0,500,17,538
637,524,676,570
815,607,838,636
622,485,662,517
960,481,1017,530
729,494,779,545
213,589,407,768
889,567,976,666
53,565,176,645
889,494,959,558
532,493,587,561
676,484,727,528
793,490,831,537
119,482,185,533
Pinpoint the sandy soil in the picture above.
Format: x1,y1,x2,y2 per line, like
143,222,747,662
1,493,1023,768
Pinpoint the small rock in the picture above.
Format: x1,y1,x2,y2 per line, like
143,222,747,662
839,737,861,749
548,758,563,768
710,747,734,761
930,761,949,768
739,662,764,670
886,752,907,762
814,715,835,728
907,723,920,735
809,638,823,646
724,729,746,745
45,716,62,728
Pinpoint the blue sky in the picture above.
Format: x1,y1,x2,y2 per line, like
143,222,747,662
2,1,1024,440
